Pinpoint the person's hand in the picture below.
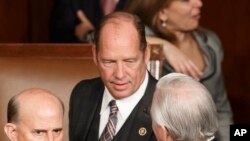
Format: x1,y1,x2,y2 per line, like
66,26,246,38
162,42,203,81
75,10,94,41
147,36,203,80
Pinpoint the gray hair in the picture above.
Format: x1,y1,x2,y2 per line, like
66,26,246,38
151,73,218,141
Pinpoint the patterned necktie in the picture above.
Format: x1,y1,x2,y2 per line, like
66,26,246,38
100,0,116,15
100,100,118,141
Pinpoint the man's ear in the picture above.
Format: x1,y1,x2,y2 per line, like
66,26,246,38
4,123,18,141
163,126,173,141
160,125,171,141
92,45,98,65
145,44,151,64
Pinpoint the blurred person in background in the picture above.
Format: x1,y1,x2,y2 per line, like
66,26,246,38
125,0,233,140
49,0,128,43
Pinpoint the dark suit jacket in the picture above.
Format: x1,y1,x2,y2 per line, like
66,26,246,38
69,74,157,141
49,0,127,42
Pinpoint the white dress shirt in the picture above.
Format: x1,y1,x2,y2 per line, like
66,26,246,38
98,72,149,138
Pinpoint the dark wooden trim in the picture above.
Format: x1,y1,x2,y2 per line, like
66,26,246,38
0,43,164,59
0,43,93,58
150,44,164,60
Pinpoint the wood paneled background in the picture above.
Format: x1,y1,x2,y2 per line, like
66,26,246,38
0,0,250,123
201,0,250,123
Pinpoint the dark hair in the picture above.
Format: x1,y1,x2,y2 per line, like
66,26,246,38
93,12,147,52
7,95,19,123
124,0,177,42
125,0,205,44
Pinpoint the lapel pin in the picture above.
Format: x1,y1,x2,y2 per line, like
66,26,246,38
138,127,147,136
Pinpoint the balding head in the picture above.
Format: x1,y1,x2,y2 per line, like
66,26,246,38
7,88,64,123
94,12,147,52
5,88,64,141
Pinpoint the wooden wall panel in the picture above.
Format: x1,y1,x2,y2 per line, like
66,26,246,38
0,44,99,141
201,0,250,123
0,0,53,43
0,0,29,42
29,0,54,42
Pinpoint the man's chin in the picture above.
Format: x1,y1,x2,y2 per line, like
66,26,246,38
110,90,131,99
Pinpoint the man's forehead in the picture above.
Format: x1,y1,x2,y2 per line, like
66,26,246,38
100,21,137,40
103,18,135,30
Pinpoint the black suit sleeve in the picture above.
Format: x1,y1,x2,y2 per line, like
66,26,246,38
69,78,104,141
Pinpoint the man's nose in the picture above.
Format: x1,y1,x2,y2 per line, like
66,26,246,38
46,133,55,141
114,62,125,79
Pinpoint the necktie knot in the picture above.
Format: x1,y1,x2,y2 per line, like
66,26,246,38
109,100,118,115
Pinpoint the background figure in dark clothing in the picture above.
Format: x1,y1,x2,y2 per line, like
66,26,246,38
49,0,128,43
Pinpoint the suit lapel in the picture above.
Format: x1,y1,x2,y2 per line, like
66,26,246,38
81,79,104,141
128,74,157,141
113,74,157,141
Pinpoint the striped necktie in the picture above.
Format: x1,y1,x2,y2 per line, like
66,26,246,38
100,100,118,141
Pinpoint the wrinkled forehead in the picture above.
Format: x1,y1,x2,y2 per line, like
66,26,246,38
18,93,63,115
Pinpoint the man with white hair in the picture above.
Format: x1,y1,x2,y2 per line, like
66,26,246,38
151,73,218,141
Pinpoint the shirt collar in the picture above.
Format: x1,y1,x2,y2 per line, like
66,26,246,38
101,71,149,119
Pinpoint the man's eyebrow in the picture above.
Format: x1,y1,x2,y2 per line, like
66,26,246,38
124,58,137,61
33,129,47,132
53,128,63,131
